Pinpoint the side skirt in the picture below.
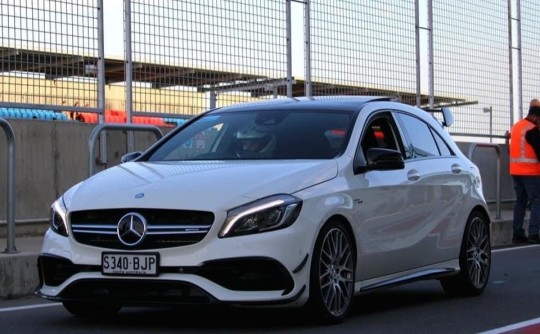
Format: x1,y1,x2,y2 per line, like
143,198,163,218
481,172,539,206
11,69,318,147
355,260,460,293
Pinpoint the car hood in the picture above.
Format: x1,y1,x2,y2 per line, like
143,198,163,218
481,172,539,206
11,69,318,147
65,160,338,211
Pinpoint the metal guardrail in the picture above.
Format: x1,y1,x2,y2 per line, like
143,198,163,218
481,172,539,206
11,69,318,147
88,123,164,177
0,117,18,254
468,143,501,220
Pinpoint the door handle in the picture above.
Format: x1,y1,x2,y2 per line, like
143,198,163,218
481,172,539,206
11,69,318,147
451,164,462,174
407,169,420,181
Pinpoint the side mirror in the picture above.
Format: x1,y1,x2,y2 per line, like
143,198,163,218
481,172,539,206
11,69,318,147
441,107,454,128
355,148,404,173
120,151,143,163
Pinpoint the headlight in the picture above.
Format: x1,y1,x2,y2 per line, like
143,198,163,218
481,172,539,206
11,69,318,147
50,198,69,237
219,194,302,238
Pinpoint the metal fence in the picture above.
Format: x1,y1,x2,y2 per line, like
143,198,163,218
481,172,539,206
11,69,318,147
1,0,539,140
431,0,511,140
128,0,288,118
0,0,99,115
521,0,540,124
309,1,418,101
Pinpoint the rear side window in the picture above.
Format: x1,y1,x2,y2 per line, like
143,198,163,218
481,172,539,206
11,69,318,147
396,113,453,158
431,128,454,156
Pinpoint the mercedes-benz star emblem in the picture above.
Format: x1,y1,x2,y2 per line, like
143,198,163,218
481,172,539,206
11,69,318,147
117,212,148,246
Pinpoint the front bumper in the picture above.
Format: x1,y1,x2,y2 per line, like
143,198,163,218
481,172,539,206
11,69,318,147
36,224,313,306
37,253,304,306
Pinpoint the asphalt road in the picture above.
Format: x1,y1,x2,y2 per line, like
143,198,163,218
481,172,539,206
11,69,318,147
1,245,539,334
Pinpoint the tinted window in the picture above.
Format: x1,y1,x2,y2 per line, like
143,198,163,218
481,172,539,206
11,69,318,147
360,114,401,156
147,109,352,161
396,113,440,158
431,128,454,156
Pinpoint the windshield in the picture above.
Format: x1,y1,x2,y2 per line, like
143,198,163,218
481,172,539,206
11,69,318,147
147,109,352,161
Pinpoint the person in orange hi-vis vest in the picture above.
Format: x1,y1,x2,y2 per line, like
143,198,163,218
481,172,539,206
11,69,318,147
509,98,540,244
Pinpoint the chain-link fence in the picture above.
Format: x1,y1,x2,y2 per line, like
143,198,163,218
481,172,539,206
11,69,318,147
0,0,99,117
128,0,288,117
1,0,538,140
432,0,511,140
310,0,418,103
521,0,540,122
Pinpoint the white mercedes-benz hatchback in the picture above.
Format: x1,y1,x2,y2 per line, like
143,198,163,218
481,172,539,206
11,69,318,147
37,96,491,323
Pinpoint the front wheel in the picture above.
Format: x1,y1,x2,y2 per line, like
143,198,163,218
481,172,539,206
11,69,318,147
440,211,491,297
307,221,355,324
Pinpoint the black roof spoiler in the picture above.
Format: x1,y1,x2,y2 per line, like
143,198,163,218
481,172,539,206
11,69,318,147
422,107,454,128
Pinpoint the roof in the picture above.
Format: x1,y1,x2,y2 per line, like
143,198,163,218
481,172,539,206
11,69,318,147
214,95,394,112
1,47,469,107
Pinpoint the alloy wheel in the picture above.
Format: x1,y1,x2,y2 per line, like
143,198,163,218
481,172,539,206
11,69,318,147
318,227,354,317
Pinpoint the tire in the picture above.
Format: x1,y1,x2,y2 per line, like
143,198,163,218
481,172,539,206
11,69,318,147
440,211,491,297
62,301,121,318
307,221,355,324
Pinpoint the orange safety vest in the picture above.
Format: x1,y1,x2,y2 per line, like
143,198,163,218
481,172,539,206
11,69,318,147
509,118,540,175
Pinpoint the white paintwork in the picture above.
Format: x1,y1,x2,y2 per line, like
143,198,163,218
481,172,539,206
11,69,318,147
38,98,489,308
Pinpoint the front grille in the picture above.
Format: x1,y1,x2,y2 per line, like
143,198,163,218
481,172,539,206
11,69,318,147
70,209,214,250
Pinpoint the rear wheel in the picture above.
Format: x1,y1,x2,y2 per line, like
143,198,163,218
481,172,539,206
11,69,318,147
307,221,355,324
62,301,121,318
441,211,491,296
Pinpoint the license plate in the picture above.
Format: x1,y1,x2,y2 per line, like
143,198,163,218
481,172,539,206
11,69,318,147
102,252,159,276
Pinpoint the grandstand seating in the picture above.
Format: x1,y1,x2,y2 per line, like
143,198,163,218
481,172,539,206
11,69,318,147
0,107,187,126
163,117,188,126
0,108,68,121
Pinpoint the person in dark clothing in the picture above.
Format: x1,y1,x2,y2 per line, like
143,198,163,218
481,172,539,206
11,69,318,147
509,99,540,243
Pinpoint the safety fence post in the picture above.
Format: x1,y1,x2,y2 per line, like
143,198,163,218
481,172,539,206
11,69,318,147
0,118,18,254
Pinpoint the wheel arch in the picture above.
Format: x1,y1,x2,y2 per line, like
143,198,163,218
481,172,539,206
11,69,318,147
470,205,491,228
323,214,358,262
306,213,358,323
440,204,492,297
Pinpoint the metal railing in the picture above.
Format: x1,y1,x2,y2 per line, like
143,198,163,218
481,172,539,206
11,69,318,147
0,118,18,254
468,143,502,220
88,123,164,177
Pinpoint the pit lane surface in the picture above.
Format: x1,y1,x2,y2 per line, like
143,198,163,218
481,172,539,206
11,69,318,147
1,245,539,334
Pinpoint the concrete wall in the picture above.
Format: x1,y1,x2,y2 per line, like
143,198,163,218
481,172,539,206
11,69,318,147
0,119,172,237
456,142,514,208
0,119,513,237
